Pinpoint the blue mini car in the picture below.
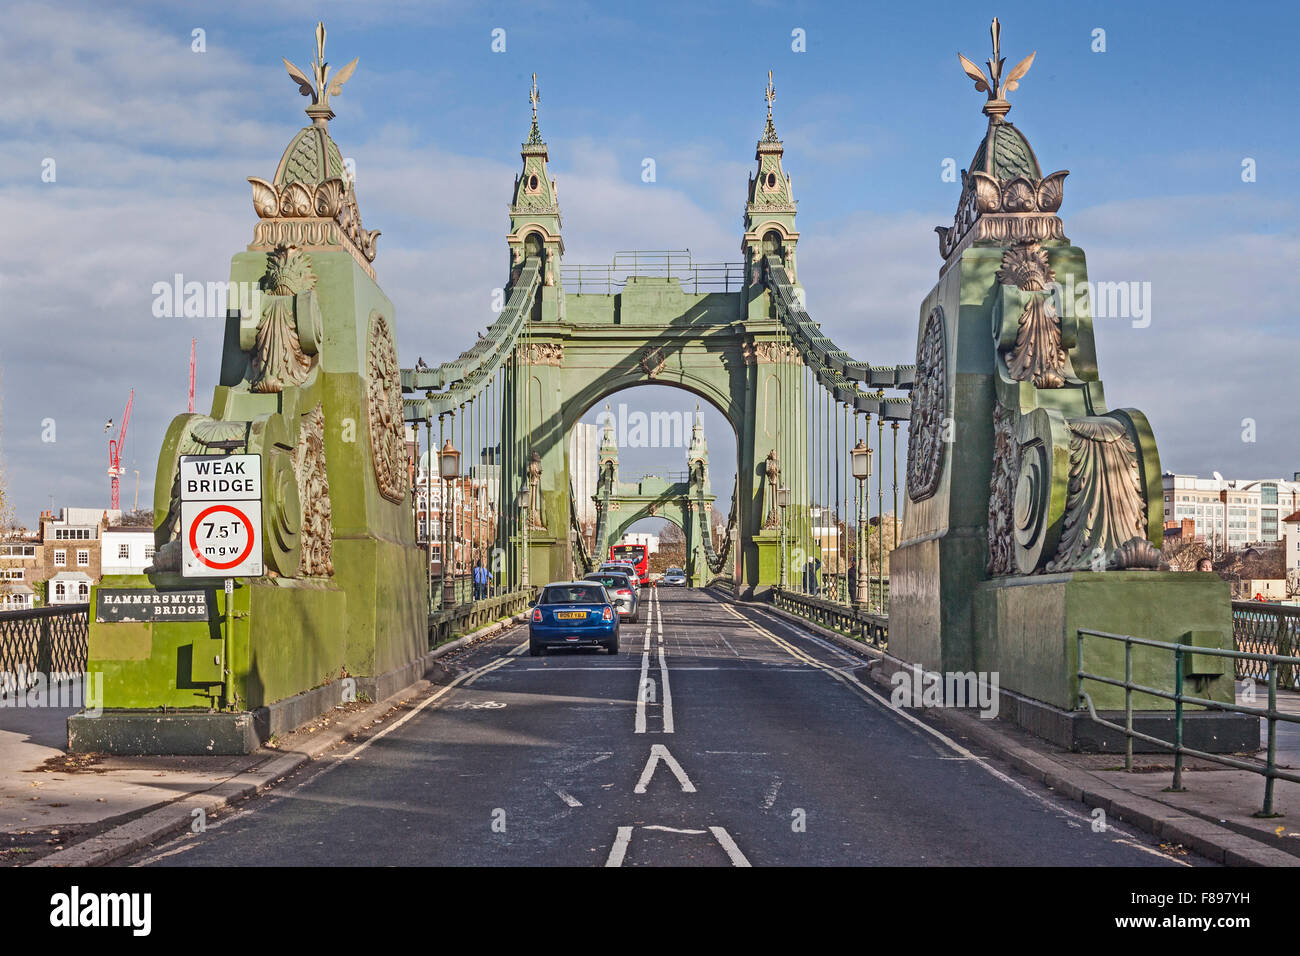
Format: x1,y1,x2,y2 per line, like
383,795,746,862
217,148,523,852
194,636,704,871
529,581,620,656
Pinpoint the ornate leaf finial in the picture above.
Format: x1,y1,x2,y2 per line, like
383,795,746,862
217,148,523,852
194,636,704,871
283,21,358,126
957,17,1034,123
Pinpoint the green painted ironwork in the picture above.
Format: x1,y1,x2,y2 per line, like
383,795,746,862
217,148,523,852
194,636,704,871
1077,627,1296,817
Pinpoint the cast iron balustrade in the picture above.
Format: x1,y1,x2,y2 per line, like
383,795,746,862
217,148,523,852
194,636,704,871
0,604,90,697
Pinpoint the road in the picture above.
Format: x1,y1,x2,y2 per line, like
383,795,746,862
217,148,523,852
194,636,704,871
124,589,1205,867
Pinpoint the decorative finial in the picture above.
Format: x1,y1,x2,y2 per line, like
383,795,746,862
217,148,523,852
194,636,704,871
761,70,779,143
957,17,1034,123
283,21,358,127
525,72,544,146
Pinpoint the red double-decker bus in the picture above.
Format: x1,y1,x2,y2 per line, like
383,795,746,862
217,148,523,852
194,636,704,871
608,542,649,581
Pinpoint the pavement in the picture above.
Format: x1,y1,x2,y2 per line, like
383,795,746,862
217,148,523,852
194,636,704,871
5,588,1297,867
0,621,519,866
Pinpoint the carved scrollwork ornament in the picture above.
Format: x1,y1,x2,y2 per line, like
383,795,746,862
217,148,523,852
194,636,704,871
997,241,1066,389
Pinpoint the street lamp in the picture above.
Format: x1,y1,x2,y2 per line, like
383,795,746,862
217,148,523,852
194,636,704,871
850,439,872,610
777,485,790,590
440,439,461,607
516,484,531,589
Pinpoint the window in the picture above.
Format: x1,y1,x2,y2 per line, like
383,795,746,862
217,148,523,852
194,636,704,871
2,569,23,581
144,546,155,560
118,543,130,559
54,550,66,567
54,582,66,599
77,583,89,600
77,550,89,567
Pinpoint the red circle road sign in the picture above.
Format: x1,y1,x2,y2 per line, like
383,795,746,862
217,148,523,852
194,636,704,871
187,503,257,571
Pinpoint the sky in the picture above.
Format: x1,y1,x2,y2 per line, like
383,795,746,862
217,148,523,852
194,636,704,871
1,0,1297,526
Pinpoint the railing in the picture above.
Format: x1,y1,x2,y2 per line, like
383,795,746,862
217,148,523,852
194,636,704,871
429,589,535,645
0,604,90,697
771,587,888,649
1233,600,1300,687
1077,627,1297,817
561,250,745,295
816,574,888,613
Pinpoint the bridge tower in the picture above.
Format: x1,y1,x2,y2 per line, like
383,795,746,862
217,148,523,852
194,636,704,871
738,72,807,594
685,408,712,587
592,411,619,560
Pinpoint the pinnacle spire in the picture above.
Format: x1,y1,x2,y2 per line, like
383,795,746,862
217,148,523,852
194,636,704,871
525,72,544,146
761,70,780,144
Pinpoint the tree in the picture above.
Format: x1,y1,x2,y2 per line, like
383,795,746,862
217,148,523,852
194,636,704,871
650,520,686,574
1163,536,1210,572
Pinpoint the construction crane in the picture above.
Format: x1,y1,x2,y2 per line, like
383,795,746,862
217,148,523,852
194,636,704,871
107,390,134,511
188,338,196,414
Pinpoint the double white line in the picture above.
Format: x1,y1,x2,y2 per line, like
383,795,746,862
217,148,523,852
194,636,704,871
635,587,674,734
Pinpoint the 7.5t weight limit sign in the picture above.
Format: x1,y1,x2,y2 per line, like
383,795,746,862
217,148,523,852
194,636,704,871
180,455,263,578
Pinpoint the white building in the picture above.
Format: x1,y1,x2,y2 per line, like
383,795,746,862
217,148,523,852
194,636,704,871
101,526,156,576
622,532,659,555
1162,473,1300,550
48,571,92,605
1284,511,1300,573
570,423,598,528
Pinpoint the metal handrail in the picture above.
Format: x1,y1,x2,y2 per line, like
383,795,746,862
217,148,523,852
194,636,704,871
561,251,745,295
1077,626,1300,816
772,587,888,648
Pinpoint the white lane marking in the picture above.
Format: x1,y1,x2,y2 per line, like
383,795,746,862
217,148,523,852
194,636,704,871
463,656,512,686
719,601,1192,867
634,743,697,794
551,787,583,808
643,825,707,834
332,642,518,763
658,645,675,734
761,775,783,809
643,592,653,649
1111,837,1185,862
655,588,664,644
709,827,752,867
635,650,651,734
605,826,634,867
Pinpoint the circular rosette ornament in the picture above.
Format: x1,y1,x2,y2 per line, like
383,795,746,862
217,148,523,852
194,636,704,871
366,310,408,503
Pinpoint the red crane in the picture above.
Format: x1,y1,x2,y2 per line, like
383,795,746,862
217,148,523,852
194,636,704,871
188,338,196,414
108,390,134,510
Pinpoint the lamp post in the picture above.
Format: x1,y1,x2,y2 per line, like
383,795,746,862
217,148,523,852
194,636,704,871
516,484,531,590
439,438,461,607
851,439,872,610
777,485,790,589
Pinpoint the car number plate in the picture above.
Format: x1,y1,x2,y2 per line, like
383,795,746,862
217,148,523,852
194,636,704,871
557,611,586,619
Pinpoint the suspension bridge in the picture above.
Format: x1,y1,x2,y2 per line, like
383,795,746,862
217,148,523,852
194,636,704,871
70,19,1248,812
